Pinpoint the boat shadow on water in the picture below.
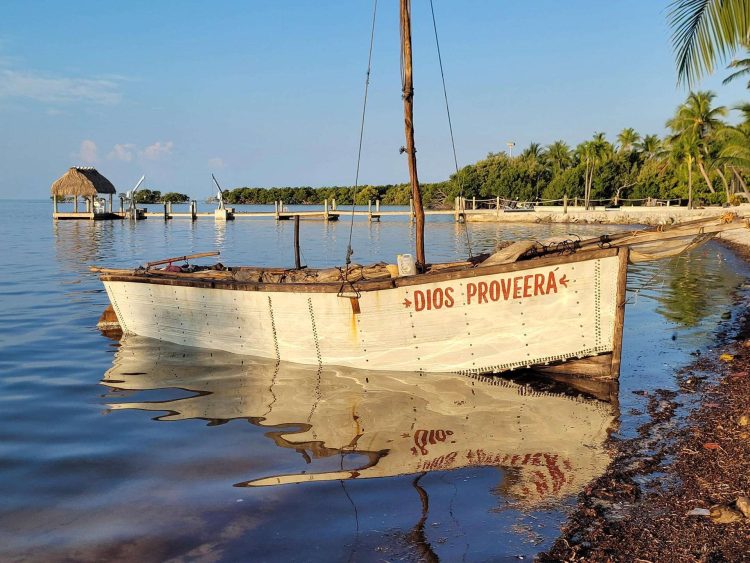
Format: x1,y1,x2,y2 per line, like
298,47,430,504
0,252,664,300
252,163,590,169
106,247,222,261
102,336,619,507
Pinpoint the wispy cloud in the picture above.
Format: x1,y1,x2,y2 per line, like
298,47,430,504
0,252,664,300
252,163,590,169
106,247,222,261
108,143,136,162
0,69,122,105
141,141,173,160
105,141,175,163
208,157,225,169
76,140,98,164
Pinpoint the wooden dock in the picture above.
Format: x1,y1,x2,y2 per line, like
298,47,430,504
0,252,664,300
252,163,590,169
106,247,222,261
53,197,536,223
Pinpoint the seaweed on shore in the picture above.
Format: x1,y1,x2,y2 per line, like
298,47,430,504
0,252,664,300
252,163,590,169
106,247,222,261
540,316,750,562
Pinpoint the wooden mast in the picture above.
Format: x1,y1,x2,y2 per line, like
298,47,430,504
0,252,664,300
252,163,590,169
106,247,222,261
400,0,426,268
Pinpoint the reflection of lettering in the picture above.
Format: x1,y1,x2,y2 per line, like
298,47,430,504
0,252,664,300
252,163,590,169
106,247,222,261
406,271,568,313
411,429,454,455
416,451,458,471
407,448,576,499
463,450,572,499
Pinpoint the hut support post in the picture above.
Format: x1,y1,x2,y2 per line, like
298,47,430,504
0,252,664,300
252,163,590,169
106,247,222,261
53,195,58,214
74,196,78,213
563,194,568,214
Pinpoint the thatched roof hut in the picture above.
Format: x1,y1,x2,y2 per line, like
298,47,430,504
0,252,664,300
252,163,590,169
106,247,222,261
51,167,116,197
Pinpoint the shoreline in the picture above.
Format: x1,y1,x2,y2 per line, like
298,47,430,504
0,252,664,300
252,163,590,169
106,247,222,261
538,238,750,561
466,205,750,225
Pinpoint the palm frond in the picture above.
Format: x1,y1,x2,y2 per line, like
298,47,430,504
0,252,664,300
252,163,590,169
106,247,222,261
669,0,750,86
722,56,750,83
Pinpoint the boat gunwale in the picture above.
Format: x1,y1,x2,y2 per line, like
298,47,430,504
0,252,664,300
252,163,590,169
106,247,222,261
98,246,621,293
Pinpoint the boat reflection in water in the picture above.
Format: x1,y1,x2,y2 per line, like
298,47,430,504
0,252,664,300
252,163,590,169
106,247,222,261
103,336,617,505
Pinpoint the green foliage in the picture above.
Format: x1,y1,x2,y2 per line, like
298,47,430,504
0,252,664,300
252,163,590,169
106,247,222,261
215,90,750,209
542,166,584,200
133,189,161,203
161,192,189,203
668,0,750,86
355,185,379,205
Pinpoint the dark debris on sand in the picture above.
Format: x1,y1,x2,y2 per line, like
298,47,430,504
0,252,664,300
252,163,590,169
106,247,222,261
540,330,750,562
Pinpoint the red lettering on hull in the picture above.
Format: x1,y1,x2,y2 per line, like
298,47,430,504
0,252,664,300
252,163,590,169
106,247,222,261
406,271,569,312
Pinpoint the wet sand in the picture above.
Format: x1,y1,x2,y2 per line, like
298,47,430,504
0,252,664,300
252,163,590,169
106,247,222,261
539,238,750,562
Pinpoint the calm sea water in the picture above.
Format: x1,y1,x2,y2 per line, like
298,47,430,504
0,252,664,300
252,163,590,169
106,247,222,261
2,199,749,562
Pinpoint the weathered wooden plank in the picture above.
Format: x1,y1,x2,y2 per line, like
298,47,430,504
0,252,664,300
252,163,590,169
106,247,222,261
610,247,629,379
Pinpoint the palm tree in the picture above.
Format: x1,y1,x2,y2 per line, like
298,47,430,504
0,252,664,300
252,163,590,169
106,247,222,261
734,102,750,130
670,131,700,208
667,91,726,136
637,134,664,159
520,142,544,163
668,0,750,85
591,132,614,159
575,141,594,208
723,50,750,87
617,128,641,152
666,91,727,194
717,125,750,199
545,140,573,173
575,133,612,209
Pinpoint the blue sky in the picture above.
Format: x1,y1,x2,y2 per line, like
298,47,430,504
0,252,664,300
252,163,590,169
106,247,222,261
1,0,747,199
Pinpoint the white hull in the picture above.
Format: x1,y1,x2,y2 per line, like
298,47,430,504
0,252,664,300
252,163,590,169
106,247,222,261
103,247,627,377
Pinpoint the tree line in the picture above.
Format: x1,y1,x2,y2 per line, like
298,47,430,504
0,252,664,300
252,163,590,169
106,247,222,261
133,190,190,204
221,90,750,209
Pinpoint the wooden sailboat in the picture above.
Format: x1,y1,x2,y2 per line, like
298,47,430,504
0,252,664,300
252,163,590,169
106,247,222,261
94,0,748,383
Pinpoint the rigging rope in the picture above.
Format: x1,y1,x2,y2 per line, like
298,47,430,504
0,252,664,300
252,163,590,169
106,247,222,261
344,0,378,280
429,0,473,258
